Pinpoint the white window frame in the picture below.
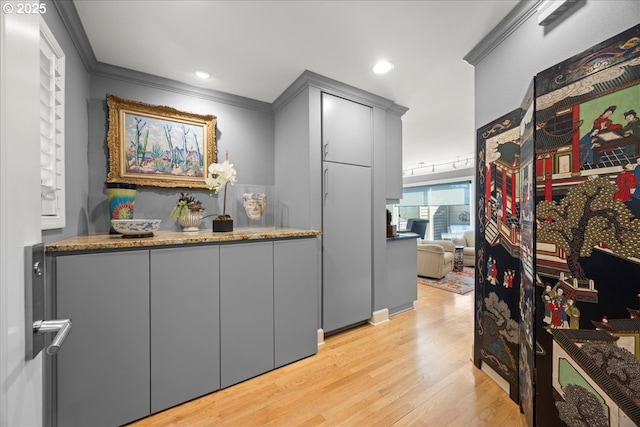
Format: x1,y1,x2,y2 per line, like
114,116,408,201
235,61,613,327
40,17,65,229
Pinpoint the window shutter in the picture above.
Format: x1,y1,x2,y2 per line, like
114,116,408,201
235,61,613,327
40,18,65,229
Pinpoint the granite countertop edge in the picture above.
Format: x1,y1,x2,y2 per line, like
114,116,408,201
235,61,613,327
46,228,322,253
387,232,420,241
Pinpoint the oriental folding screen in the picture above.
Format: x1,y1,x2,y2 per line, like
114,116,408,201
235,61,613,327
475,24,640,427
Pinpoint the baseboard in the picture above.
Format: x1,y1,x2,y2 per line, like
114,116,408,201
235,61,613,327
368,308,389,326
317,328,325,347
389,301,416,317
481,362,510,394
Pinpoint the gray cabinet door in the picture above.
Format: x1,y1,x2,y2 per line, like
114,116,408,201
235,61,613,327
274,238,319,367
322,92,372,167
220,242,274,387
56,251,150,427
385,111,404,201
322,162,372,332
386,238,418,315
150,246,220,413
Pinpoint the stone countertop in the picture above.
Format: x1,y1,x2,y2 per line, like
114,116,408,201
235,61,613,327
46,228,322,254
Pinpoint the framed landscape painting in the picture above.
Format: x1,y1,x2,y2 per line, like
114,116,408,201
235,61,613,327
106,95,217,188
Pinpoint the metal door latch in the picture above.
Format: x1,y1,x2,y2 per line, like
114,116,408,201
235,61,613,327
25,244,72,359
33,319,72,355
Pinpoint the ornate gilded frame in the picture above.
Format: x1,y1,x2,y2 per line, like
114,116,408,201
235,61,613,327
106,95,217,188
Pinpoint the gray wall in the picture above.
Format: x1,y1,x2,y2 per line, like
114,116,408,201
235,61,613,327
88,75,274,233
42,0,91,243
41,0,276,238
475,0,640,128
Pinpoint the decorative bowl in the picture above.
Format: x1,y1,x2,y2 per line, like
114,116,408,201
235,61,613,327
111,219,161,237
178,211,204,232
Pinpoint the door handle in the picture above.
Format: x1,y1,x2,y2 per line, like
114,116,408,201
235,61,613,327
33,319,72,355
25,244,73,359
323,165,329,201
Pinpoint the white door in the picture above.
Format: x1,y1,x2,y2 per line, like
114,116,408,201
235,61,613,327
1,3,44,426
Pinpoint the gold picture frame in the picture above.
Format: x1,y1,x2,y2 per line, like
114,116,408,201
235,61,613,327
106,95,217,188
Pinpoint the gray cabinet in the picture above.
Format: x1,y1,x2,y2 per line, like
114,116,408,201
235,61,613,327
55,251,150,427
220,242,274,388
150,246,220,413
275,72,409,334
322,92,372,166
322,161,372,332
386,237,418,315
52,236,318,426
274,238,319,367
322,91,373,333
385,109,406,202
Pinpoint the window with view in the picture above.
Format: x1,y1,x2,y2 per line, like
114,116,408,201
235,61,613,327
389,181,472,240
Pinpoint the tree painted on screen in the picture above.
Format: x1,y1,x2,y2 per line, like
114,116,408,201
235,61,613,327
536,176,640,280
582,342,640,401
556,384,608,427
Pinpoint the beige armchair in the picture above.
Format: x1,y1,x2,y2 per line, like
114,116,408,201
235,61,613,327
417,239,455,279
451,230,475,267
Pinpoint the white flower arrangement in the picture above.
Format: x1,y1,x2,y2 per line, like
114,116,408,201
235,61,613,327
205,152,237,218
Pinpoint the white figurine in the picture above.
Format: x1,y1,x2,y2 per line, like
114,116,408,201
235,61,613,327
243,192,267,221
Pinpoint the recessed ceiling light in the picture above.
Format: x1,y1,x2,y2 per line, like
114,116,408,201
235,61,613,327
373,60,395,74
195,70,211,79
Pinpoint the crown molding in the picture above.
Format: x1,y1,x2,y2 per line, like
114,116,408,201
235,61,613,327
54,1,406,116
463,0,544,66
272,70,407,115
52,0,272,113
387,103,409,117
92,62,273,113
53,0,97,71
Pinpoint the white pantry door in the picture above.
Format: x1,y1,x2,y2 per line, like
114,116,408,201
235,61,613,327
1,2,45,426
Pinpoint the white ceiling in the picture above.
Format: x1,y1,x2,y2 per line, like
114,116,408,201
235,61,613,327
73,0,519,174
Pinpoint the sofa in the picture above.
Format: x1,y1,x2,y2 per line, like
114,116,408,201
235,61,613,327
450,230,475,267
417,239,455,279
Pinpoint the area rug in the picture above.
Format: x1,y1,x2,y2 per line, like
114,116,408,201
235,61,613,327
418,267,475,295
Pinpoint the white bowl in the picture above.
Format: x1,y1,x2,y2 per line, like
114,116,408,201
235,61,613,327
111,219,161,236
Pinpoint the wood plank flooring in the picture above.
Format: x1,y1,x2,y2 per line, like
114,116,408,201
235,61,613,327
129,283,527,427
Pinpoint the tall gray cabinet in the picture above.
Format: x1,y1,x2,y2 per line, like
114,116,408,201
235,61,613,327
273,71,408,335
321,93,372,332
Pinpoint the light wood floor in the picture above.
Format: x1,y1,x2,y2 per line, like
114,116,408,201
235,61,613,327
129,283,527,427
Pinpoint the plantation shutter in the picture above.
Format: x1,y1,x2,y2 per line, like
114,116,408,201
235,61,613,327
40,18,65,229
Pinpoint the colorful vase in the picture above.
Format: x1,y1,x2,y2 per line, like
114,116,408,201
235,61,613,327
106,182,137,234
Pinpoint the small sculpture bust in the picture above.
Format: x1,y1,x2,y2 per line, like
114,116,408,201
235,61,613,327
243,192,267,221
